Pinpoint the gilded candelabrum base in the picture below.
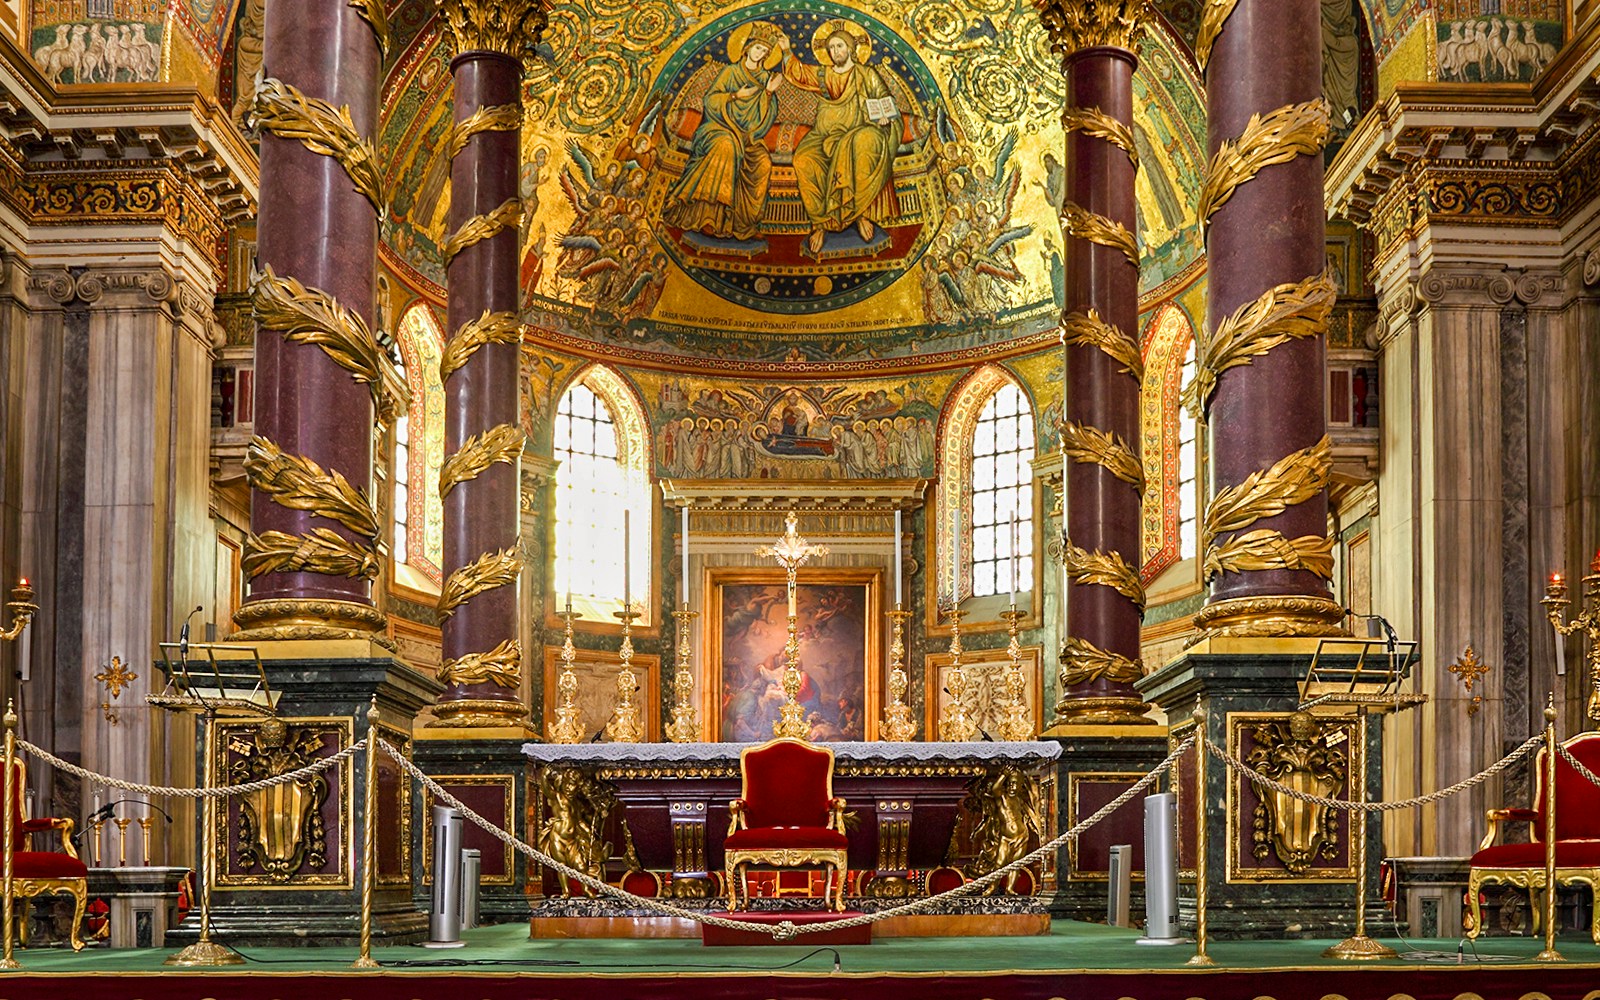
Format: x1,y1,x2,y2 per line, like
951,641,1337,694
879,608,916,742
1192,594,1348,641
232,597,392,646
1051,695,1157,727
429,697,529,729
1322,934,1398,961
607,610,645,743
666,608,700,743
163,938,246,967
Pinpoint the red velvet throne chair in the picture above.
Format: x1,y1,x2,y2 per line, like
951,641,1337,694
724,738,848,912
6,758,88,951
1466,730,1600,944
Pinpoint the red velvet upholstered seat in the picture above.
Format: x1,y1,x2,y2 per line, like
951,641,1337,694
1466,732,1600,944
5,757,88,951
724,739,849,912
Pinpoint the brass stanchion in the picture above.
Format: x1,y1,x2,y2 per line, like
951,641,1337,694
3,700,21,970
1535,699,1563,962
163,706,244,966
352,698,380,969
1187,705,1213,967
1323,706,1397,960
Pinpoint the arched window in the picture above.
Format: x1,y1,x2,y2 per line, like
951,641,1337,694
553,366,651,623
1139,303,1201,583
938,366,1036,605
393,303,446,587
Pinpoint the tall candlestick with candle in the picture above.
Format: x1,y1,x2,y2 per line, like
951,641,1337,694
758,512,828,739
681,505,690,605
1544,552,1600,722
894,509,903,607
882,509,915,741
548,605,584,743
607,604,645,742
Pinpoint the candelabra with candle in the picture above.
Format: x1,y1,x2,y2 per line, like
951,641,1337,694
138,815,153,867
758,512,828,740
995,605,1033,741
939,605,978,741
666,603,700,743
548,606,584,744
880,606,916,742
113,816,131,866
606,608,645,742
1,579,36,641
1544,551,1600,723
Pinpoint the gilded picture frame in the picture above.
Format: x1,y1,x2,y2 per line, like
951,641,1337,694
707,566,882,742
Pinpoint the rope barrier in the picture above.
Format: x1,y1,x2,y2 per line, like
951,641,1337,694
380,734,1196,941
1206,732,1544,812
16,737,366,799
1557,743,1600,790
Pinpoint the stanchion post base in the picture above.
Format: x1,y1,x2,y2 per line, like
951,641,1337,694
0,957,21,970
163,939,246,966
1321,935,1398,960
1185,953,1215,967
350,955,381,969
1534,948,1565,963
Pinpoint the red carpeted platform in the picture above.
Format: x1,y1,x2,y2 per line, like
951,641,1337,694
701,909,873,946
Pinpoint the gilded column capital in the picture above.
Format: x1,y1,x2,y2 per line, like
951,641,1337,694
441,0,548,61
1033,0,1149,61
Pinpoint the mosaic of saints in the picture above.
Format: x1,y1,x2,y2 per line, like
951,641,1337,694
780,20,899,257
661,20,787,241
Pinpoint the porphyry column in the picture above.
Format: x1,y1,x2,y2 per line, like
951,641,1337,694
1189,0,1342,638
236,0,388,641
432,1,544,728
1038,1,1150,724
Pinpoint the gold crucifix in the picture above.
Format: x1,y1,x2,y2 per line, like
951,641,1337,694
756,511,828,739
1448,644,1490,716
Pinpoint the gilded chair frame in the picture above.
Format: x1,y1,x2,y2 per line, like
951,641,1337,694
5,757,86,952
724,738,849,913
1465,732,1600,945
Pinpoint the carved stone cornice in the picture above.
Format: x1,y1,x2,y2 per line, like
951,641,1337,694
440,0,549,61
23,266,202,315
1411,263,1564,310
659,478,927,513
1585,245,1600,287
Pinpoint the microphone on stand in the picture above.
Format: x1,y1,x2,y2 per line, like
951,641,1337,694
178,605,203,663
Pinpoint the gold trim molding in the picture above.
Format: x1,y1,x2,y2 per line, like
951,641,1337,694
1192,595,1347,640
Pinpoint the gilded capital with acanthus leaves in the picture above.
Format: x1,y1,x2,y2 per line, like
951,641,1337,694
441,0,549,60
1033,0,1149,60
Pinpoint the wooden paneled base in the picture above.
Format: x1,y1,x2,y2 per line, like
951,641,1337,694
530,911,1050,939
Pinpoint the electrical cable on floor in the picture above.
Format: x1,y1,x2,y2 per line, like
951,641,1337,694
383,946,844,973
1385,900,1521,964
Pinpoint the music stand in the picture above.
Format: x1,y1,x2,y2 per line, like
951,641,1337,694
148,643,278,966
1299,636,1427,960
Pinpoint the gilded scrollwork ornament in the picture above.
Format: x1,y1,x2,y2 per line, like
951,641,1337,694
1060,201,1139,269
1059,421,1144,491
1062,540,1145,609
440,638,521,689
1245,712,1347,875
244,436,379,539
441,309,522,380
1034,0,1148,59
1060,308,1143,381
1203,435,1332,542
243,528,379,581
1200,99,1331,225
442,0,550,60
439,423,525,499
448,103,522,160
437,545,522,618
251,77,385,215
1193,0,1241,74
1184,272,1336,416
230,718,330,883
1061,106,1139,170
441,197,523,263
252,265,382,399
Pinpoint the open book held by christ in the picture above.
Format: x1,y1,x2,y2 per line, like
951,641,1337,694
865,94,898,125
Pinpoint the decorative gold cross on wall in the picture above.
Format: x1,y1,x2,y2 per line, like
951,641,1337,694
1448,644,1490,716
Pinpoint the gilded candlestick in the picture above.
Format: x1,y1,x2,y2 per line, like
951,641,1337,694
758,512,827,741
995,607,1033,741
548,608,584,744
606,609,645,742
666,605,701,743
939,606,978,741
0,579,36,642
880,607,916,742
1544,551,1600,722
113,817,131,866
138,816,153,867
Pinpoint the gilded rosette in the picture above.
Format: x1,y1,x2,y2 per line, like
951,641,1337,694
442,0,549,60
1193,0,1240,74
251,77,385,215
1060,201,1139,269
439,638,521,688
436,545,522,618
441,310,521,379
1060,309,1143,380
244,435,379,539
439,423,525,499
1184,272,1336,416
1199,100,1331,226
448,103,522,160
1059,421,1144,491
441,197,523,263
1061,106,1139,170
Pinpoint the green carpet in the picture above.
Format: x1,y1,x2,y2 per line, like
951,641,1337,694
6,921,1598,975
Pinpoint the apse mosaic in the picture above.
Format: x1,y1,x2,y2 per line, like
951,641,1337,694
377,0,1209,365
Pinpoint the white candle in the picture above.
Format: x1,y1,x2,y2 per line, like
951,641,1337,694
681,505,690,606
623,508,631,613
894,509,903,607
1010,512,1018,607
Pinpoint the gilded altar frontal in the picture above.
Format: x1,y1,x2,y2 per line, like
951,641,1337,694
2,0,1600,986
